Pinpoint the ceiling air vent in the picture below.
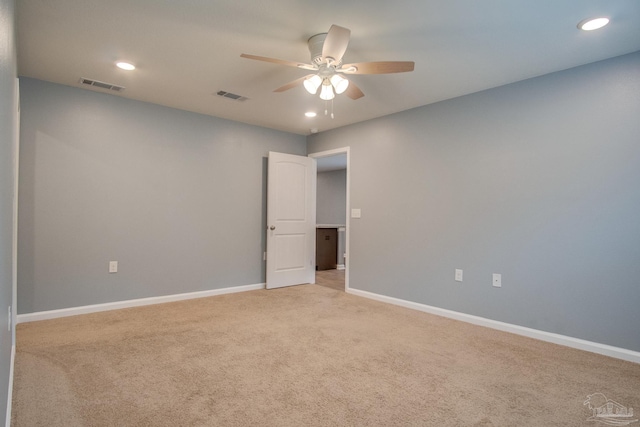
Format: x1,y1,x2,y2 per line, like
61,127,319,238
79,78,125,92
216,90,248,102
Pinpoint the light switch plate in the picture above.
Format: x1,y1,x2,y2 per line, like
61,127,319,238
351,208,361,218
109,261,118,273
455,269,463,282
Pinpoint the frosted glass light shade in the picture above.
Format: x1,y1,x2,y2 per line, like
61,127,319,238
319,82,335,100
303,75,322,94
330,74,349,94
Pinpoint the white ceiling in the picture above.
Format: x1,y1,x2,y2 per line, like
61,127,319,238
17,1,640,136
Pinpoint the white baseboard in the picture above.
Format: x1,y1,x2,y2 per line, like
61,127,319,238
347,287,640,364
16,283,265,324
5,344,15,427
337,264,345,270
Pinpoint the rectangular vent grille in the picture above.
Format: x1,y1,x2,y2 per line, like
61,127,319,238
79,78,125,92
216,90,248,102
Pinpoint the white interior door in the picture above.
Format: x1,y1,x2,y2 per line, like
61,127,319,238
266,152,316,289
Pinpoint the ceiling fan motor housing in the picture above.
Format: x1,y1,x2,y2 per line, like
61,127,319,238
308,33,332,66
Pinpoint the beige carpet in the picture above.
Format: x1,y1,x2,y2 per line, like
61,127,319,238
12,283,640,426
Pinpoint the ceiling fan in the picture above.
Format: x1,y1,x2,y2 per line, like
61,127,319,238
241,24,414,101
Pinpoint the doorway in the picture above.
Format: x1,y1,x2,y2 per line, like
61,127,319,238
309,148,350,292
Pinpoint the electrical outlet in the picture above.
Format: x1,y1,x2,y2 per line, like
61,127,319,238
455,269,463,282
109,261,118,273
492,273,502,288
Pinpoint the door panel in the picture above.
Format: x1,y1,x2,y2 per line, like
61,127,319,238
275,162,307,220
266,152,316,289
275,234,306,271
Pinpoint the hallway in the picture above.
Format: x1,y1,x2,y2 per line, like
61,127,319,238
315,269,345,291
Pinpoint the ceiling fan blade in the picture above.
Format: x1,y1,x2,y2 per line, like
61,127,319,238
340,61,415,74
322,25,351,64
240,53,313,69
344,81,364,100
273,74,316,93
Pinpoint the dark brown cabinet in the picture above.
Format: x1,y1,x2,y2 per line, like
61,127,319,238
316,228,338,271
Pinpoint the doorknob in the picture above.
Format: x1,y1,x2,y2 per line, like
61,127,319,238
270,226,276,231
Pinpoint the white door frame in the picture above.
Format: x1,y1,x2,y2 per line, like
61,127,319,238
308,147,350,291
12,78,20,337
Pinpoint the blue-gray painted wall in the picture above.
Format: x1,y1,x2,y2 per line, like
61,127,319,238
317,169,347,265
15,51,640,355
317,170,346,226
18,78,306,313
308,52,640,352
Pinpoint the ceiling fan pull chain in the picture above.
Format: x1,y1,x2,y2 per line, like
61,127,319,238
324,100,329,116
331,99,335,119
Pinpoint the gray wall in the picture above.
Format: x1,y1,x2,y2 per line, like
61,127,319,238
308,52,640,352
317,169,346,225
18,78,306,314
0,0,17,421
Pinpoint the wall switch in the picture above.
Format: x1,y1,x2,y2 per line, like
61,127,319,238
263,252,267,261
455,269,463,282
7,306,11,332
351,208,361,218
109,261,118,273
492,273,502,288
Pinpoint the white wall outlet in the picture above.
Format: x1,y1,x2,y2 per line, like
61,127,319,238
455,269,463,282
351,208,361,219
492,273,502,288
109,261,118,273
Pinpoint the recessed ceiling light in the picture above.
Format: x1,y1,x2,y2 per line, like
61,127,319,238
305,112,317,118
116,61,136,71
577,17,610,31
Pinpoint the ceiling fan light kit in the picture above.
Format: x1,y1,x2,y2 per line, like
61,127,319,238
241,24,415,106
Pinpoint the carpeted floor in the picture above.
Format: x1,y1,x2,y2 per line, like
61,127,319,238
12,282,640,426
